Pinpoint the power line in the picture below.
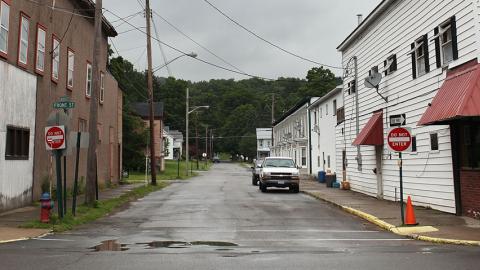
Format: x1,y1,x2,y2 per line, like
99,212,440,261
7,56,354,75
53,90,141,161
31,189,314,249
24,0,95,18
152,11,245,74
202,0,344,70
104,9,275,80
151,16,173,77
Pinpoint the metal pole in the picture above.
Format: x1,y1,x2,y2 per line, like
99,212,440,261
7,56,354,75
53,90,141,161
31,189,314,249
186,88,189,176
399,152,404,225
196,121,199,170
205,126,208,167
63,155,67,215
177,156,180,178
145,0,157,185
354,56,361,171
55,151,63,218
72,132,81,216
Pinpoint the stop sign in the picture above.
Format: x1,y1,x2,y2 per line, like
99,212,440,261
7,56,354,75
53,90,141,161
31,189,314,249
45,126,66,150
387,127,412,152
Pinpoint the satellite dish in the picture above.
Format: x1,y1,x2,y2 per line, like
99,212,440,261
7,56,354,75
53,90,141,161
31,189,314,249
364,70,382,89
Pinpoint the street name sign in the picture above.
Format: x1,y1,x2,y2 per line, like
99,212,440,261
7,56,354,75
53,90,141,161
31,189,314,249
53,101,75,109
389,114,406,127
387,127,412,152
45,125,66,150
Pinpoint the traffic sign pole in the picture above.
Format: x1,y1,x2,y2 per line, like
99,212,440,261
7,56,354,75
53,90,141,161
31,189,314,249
55,150,63,219
399,152,404,225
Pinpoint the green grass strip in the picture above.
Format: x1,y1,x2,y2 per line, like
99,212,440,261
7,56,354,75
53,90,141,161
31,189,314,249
21,183,168,232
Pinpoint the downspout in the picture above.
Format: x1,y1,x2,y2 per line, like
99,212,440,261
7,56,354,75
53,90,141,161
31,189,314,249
308,100,313,175
354,56,362,171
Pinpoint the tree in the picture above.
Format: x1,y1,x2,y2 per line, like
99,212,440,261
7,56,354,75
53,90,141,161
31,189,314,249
302,67,338,97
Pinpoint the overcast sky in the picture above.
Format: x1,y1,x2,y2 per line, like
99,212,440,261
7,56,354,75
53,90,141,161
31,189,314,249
103,0,380,82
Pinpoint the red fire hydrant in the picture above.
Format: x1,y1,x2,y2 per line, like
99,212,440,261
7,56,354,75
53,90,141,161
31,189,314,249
40,193,54,223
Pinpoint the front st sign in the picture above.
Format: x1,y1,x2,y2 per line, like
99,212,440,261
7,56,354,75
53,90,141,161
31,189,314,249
45,125,66,150
387,127,412,152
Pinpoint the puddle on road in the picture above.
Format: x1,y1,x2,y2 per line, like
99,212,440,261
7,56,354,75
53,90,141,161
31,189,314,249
91,240,129,252
141,240,238,249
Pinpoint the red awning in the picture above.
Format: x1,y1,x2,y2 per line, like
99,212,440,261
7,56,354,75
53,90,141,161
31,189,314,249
418,62,480,125
352,111,383,146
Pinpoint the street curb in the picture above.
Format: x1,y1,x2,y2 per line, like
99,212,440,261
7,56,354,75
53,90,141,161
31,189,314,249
0,230,51,245
302,190,480,246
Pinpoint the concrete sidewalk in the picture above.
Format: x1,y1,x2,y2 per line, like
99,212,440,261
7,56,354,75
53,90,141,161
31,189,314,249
301,179,480,245
0,183,143,244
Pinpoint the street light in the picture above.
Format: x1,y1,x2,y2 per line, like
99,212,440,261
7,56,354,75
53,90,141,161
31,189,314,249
153,52,197,74
186,87,209,176
147,52,196,182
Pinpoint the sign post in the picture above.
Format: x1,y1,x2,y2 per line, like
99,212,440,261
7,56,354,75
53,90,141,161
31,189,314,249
45,125,67,218
387,127,412,225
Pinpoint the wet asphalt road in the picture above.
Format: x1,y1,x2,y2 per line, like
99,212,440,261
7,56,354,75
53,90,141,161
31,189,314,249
1,163,479,270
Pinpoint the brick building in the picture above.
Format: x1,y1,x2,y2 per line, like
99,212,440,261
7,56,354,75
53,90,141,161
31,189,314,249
0,0,122,211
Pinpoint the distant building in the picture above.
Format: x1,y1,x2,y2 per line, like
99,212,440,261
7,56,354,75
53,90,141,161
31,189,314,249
308,87,343,176
256,128,272,159
133,102,165,171
272,97,319,174
163,127,183,160
337,0,480,217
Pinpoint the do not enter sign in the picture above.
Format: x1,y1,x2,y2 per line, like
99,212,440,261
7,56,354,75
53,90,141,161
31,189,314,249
387,127,412,152
45,125,66,150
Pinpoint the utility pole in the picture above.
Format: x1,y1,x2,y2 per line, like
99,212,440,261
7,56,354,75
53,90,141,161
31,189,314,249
271,93,275,155
145,0,157,185
185,88,189,176
195,118,199,170
205,126,208,160
85,0,102,206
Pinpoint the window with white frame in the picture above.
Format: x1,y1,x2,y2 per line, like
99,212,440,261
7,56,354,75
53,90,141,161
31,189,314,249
347,80,356,95
18,14,29,66
326,103,329,115
35,25,46,73
52,36,60,81
434,17,458,67
410,35,429,78
86,62,92,97
383,54,397,76
67,49,74,88
0,1,10,56
333,100,337,116
320,107,323,118
301,147,306,167
100,72,105,103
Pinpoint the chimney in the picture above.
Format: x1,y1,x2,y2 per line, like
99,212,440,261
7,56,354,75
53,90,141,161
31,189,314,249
357,14,363,25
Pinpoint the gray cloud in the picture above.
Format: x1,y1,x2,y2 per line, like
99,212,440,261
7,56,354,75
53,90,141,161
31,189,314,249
104,0,380,81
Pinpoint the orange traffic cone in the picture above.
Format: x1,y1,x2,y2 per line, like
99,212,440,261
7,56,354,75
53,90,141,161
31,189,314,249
405,196,418,225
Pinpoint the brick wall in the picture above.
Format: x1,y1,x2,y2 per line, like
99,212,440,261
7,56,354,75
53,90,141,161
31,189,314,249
460,170,480,219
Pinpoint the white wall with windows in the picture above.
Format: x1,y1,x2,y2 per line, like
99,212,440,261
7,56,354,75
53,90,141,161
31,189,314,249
337,0,477,213
309,87,343,176
0,61,37,212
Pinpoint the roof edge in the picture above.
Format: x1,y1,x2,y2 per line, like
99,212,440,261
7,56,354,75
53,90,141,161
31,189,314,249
308,86,342,108
337,0,395,52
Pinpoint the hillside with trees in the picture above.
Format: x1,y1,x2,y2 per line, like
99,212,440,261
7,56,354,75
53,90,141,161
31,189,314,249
109,56,340,170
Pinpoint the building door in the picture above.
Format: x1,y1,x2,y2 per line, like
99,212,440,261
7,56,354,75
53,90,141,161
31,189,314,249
375,145,383,199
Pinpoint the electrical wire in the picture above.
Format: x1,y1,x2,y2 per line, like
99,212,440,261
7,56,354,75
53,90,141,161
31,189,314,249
104,9,276,81
151,16,173,77
202,0,344,70
24,0,95,18
152,11,245,74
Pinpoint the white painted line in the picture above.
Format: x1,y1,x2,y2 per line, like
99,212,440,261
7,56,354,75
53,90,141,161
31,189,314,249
389,137,410,142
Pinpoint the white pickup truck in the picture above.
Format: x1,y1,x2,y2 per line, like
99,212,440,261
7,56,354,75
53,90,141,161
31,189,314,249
258,157,300,193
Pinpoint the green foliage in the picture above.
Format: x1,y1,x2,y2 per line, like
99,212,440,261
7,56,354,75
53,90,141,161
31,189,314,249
109,55,339,163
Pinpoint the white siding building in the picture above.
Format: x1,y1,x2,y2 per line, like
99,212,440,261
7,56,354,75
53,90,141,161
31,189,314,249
309,87,343,176
256,128,272,158
337,0,480,216
272,97,318,174
0,61,37,212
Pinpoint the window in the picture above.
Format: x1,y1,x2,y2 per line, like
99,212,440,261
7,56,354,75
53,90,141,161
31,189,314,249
99,71,105,103
317,156,320,167
314,110,317,125
17,13,30,67
301,147,306,167
5,126,30,160
347,80,356,95
411,35,430,78
51,35,60,82
0,0,10,57
384,54,397,76
320,107,323,118
430,133,439,151
333,100,337,116
85,62,92,97
67,49,74,89
78,118,87,132
461,125,480,169
327,155,331,168
411,136,417,152
35,24,46,73
97,123,102,143
337,107,345,125
434,16,458,67
326,104,329,115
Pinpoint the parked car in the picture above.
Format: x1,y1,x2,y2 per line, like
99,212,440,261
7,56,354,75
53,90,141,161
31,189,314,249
251,159,264,185
258,157,300,193
213,155,220,163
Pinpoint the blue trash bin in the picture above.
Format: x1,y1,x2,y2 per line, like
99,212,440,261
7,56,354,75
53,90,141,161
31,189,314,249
318,171,326,183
